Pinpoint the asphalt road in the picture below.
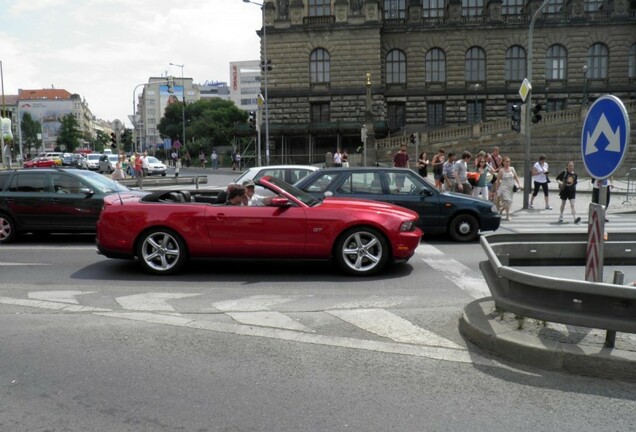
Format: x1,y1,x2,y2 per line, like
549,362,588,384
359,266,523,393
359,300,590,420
1,231,636,431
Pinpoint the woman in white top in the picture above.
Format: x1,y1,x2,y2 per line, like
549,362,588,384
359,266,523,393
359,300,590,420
529,154,552,210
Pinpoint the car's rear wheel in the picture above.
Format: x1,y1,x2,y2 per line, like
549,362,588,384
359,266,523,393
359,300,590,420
0,214,17,244
448,213,479,242
137,228,188,275
335,227,389,276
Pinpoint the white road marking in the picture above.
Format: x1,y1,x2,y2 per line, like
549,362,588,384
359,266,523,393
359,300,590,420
212,295,311,312
115,293,200,312
416,244,490,299
0,296,111,312
0,262,50,266
29,290,96,304
96,312,481,366
327,308,462,349
227,311,315,333
329,295,415,310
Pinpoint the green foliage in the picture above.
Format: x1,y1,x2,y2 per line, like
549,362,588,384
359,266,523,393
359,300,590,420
94,130,110,152
55,114,82,152
157,98,248,155
20,112,42,151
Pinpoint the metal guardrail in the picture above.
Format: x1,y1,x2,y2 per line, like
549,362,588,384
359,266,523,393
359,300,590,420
118,175,208,189
479,232,636,334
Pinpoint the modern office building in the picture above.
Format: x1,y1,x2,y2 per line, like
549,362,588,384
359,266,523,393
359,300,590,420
229,60,262,113
251,0,636,164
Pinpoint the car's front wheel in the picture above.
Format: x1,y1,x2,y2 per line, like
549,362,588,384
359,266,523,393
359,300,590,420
0,213,17,244
137,228,188,275
448,213,479,242
335,227,389,276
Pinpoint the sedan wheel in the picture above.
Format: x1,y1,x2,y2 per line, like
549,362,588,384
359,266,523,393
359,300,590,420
335,227,388,276
137,229,187,275
0,214,17,244
448,213,479,242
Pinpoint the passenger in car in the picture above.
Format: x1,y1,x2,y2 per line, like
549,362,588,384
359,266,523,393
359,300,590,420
226,184,247,206
243,180,274,206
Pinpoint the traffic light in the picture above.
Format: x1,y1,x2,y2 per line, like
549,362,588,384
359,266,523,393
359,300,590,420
531,103,543,124
409,134,416,145
248,111,256,130
167,76,174,93
510,104,522,133
110,132,117,148
121,130,128,145
260,59,272,72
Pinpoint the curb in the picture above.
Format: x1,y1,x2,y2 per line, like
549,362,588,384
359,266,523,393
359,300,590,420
458,298,636,382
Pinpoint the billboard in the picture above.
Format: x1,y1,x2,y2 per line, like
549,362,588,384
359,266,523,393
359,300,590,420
159,85,184,116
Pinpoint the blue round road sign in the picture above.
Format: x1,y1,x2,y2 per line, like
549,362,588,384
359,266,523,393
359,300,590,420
581,95,630,180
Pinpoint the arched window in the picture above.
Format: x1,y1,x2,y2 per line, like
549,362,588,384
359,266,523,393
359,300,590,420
465,47,486,82
546,44,567,80
587,43,609,79
628,44,636,79
386,49,406,84
505,45,526,81
425,48,446,83
310,49,330,84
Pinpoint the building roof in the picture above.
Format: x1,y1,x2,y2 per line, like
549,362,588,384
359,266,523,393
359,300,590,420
18,89,73,100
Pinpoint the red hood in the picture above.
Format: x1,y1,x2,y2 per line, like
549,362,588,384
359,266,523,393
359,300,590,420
319,196,418,220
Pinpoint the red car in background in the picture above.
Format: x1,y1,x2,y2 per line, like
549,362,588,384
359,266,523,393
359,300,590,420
23,157,59,168
96,176,422,276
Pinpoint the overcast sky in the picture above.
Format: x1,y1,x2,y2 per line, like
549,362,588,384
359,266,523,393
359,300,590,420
1,0,262,126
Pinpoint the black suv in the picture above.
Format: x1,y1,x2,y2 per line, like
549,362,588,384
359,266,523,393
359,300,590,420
0,168,136,243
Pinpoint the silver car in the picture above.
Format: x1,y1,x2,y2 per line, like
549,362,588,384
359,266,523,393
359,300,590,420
98,154,120,174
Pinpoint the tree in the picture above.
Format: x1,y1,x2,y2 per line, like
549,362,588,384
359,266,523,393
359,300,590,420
93,130,110,153
20,112,42,155
157,99,247,153
55,114,82,152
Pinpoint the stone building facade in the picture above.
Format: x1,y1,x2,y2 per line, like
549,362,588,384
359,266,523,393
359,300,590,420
255,0,636,164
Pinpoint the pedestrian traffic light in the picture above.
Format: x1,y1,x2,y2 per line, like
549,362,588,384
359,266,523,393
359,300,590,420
409,134,416,145
110,132,117,148
531,103,543,124
248,111,256,130
511,104,522,133
260,59,272,72
121,130,128,144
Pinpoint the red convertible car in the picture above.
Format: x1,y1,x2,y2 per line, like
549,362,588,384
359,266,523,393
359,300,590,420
23,157,59,168
96,176,422,276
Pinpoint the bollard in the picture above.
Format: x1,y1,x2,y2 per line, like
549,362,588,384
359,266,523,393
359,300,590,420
604,270,624,349
175,160,181,178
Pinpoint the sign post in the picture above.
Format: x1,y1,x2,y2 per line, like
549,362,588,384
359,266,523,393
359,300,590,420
581,95,630,282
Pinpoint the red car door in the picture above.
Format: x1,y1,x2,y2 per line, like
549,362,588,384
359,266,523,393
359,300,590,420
204,204,307,257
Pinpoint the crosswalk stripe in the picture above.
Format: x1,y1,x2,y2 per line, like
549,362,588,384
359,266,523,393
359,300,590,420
227,311,315,333
416,244,490,299
327,308,462,349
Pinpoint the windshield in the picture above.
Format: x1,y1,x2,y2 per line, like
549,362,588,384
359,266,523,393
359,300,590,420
262,176,321,206
73,169,131,193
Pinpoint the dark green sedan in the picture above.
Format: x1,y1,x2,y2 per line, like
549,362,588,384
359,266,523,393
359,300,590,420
295,167,501,242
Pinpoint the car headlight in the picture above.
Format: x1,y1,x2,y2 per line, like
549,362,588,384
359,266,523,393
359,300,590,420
399,221,415,232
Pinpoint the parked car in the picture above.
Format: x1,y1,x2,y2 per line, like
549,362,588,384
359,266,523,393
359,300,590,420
146,156,167,176
295,167,501,242
235,165,320,185
82,153,102,170
96,176,422,276
62,153,84,167
98,154,120,174
34,152,63,166
0,168,143,244
23,157,59,168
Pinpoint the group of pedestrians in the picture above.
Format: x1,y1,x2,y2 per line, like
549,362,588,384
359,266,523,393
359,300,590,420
402,143,591,223
333,149,350,167
110,151,148,188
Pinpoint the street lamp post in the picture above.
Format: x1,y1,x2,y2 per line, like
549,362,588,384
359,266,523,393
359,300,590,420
582,64,589,106
523,0,551,209
243,0,270,166
169,63,186,154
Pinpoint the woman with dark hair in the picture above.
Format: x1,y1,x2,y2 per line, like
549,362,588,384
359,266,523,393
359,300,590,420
556,161,581,224
417,152,429,177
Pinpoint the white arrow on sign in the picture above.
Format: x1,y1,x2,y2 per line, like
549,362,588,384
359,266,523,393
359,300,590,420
585,113,621,155
115,293,200,312
29,291,96,304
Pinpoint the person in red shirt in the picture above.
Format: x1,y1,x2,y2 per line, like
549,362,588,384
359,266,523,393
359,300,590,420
393,144,410,168
134,152,144,188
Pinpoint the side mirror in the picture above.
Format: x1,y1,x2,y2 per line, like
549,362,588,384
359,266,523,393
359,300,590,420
270,197,291,207
420,188,434,197
79,187,94,196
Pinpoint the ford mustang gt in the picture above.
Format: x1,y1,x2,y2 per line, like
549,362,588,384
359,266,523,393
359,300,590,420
96,176,422,276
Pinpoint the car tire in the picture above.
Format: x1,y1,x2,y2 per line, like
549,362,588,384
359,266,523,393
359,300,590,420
161,173,166,177
0,213,17,244
448,213,480,242
334,226,389,276
137,228,188,275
